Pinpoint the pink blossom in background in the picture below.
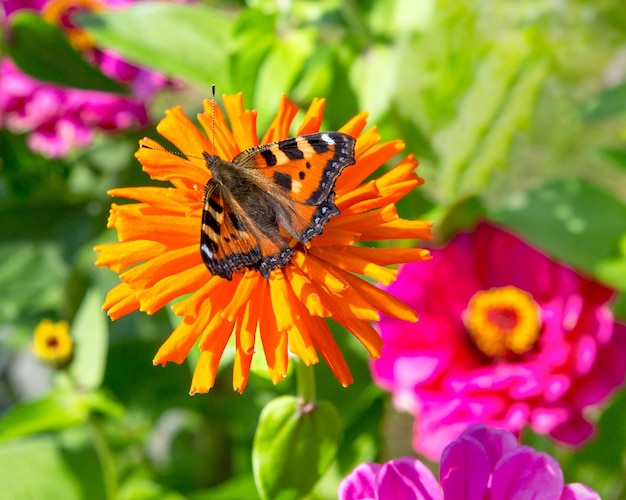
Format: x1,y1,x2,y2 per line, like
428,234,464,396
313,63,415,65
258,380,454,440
371,222,626,460
338,424,601,500
0,0,172,157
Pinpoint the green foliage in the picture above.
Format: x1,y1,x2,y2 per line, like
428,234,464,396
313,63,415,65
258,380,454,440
8,13,127,93
1,0,626,498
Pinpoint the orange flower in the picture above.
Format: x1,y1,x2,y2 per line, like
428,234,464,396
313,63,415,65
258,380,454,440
95,94,432,394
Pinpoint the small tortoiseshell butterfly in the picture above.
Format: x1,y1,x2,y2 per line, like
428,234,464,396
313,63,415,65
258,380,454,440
200,132,356,280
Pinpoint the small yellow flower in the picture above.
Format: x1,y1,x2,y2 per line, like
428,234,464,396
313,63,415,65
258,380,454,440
95,93,432,394
32,319,74,368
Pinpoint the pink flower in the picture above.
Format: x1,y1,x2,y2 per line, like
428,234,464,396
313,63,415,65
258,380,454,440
339,424,601,500
0,0,171,157
339,457,441,500
371,223,626,460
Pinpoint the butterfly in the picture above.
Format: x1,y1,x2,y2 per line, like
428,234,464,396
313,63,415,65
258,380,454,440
200,132,356,280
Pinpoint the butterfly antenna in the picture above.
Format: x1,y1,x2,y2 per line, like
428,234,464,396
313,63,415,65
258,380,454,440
211,84,216,156
139,143,204,161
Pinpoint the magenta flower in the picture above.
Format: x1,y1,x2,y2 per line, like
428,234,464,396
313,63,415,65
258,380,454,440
339,456,441,500
0,0,170,157
339,424,601,500
371,222,626,460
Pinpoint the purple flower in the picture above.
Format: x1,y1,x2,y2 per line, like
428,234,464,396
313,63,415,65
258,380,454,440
338,425,601,500
371,223,626,460
1,0,172,157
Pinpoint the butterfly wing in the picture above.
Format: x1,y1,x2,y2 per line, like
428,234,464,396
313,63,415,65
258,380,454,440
200,180,293,280
233,132,356,206
232,132,356,244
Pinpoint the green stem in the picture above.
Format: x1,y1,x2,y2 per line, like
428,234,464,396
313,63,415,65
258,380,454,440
295,358,316,404
88,418,118,500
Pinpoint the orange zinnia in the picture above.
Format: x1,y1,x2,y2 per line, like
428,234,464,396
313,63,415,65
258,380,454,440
95,93,432,394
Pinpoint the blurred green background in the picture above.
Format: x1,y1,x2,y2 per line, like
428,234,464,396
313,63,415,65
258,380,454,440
1,0,626,498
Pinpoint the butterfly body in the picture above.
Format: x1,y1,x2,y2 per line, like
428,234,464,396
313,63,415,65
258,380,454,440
200,132,356,280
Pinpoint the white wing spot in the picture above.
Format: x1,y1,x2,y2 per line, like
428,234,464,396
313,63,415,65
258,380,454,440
201,243,213,258
321,133,335,145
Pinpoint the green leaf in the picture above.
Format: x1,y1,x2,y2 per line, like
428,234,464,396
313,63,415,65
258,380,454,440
69,288,109,391
434,32,543,201
253,28,315,125
489,178,626,289
252,396,342,500
0,389,90,441
8,12,127,93
228,9,276,101
350,44,399,123
581,80,626,121
0,241,68,323
79,3,232,90
0,436,81,499
595,147,626,172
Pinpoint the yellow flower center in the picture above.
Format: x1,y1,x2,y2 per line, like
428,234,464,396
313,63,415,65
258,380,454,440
464,286,541,359
42,0,105,51
32,319,74,368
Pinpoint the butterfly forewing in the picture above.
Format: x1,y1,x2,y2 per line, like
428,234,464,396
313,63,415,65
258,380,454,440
234,132,356,205
200,132,356,280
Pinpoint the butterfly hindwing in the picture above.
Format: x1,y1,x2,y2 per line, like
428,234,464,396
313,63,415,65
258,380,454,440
200,180,293,280
201,132,356,280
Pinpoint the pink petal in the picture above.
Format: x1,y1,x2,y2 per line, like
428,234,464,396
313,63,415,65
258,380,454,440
377,457,442,500
440,435,490,500
338,462,381,500
560,483,601,500
491,447,564,500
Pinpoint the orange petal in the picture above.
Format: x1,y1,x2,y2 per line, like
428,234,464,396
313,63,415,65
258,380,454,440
103,282,140,319
309,273,380,322
189,313,233,394
308,227,360,247
309,316,353,386
291,251,348,294
326,245,431,267
286,303,319,366
296,97,325,136
198,97,239,160
114,211,200,246
233,288,264,393
153,311,206,365
155,106,212,168
171,274,233,319
338,140,405,193
332,204,398,231
360,219,434,241
268,269,298,332
262,94,299,143
284,265,330,317
221,271,263,322
136,263,209,315
339,111,368,139
95,240,167,273
335,180,380,212
120,245,202,289
325,301,383,359
310,246,397,286
136,143,209,188
259,289,288,384
108,186,201,213
339,269,418,322
223,93,258,151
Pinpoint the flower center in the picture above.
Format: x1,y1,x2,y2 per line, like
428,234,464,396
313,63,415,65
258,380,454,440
464,286,541,358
